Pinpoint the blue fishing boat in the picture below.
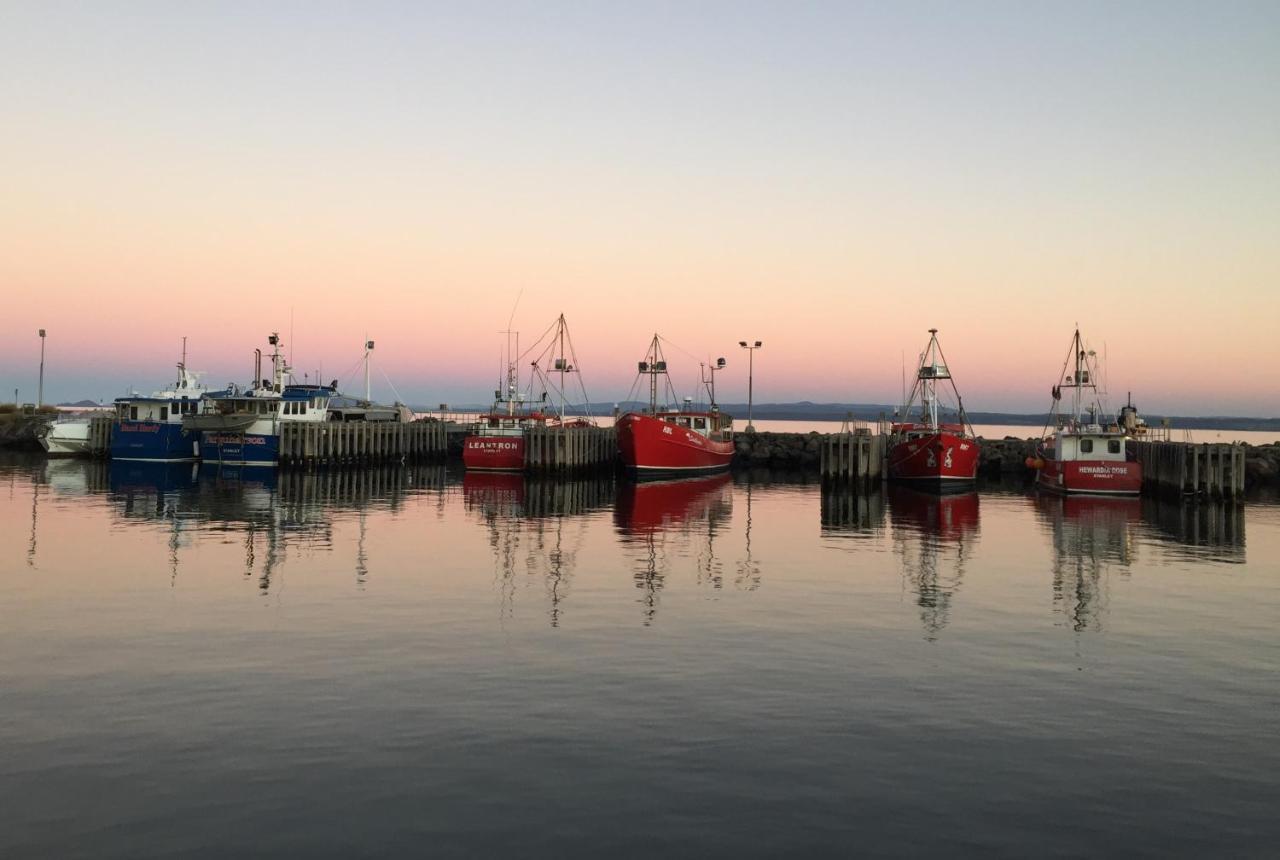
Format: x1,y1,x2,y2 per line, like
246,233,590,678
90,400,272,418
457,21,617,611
187,333,333,467
110,345,207,462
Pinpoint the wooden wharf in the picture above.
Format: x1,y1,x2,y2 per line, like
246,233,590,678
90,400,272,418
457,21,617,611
523,425,617,473
1132,441,1245,499
278,421,447,466
87,413,113,457
819,432,887,487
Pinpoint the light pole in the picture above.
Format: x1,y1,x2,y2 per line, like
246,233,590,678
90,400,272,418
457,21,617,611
738,339,762,431
37,329,46,408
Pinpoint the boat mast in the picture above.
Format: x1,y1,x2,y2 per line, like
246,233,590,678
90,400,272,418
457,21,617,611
924,329,939,429
636,334,666,413
557,315,566,422
363,337,374,403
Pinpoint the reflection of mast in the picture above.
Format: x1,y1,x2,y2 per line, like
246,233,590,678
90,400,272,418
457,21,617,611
736,480,760,590
355,507,368,586
635,533,663,625
27,479,41,567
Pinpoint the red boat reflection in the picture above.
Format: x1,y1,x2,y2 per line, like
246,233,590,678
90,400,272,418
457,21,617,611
614,472,733,535
1034,491,1141,527
463,471,526,513
886,484,980,541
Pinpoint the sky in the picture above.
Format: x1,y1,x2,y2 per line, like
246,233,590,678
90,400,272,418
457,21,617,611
1,1,1277,415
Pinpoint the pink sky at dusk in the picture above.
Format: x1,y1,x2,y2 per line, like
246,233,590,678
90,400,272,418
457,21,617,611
1,3,1277,415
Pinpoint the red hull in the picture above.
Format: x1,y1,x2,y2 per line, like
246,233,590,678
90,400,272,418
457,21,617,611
462,434,525,471
887,431,979,485
616,413,734,475
1037,457,1141,495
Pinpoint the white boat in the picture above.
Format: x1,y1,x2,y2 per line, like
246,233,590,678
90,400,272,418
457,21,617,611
40,415,94,457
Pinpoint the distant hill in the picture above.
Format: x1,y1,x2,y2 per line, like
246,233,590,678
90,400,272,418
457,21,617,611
57,399,104,408
413,400,1280,432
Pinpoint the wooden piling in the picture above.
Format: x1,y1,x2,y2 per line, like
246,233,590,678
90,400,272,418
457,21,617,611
819,432,885,489
1132,441,1245,499
277,420,446,468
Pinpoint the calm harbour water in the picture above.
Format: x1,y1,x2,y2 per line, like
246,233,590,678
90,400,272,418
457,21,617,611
2,453,1278,857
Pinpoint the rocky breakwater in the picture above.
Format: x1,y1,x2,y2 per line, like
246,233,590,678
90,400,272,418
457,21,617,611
1244,443,1280,488
976,436,1039,477
0,411,52,450
733,430,823,468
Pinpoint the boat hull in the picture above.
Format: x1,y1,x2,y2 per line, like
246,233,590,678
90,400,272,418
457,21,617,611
41,421,93,457
197,431,280,467
887,431,979,488
110,420,199,462
616,413,734,475
1036,457,1142,495
462,434,526,471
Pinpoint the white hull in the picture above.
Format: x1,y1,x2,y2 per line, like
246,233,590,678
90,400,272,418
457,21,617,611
41,421,93,457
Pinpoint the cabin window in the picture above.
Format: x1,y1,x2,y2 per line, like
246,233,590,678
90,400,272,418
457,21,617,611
130,406,138,420
1108,439,1121,454
694,418,708,431
1080,439,1094,453
160,406,168,420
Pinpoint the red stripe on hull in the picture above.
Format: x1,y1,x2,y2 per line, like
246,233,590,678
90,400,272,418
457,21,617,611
888,432,980,483
1036,458,1142,495
616,413,734,473
462,435,525,471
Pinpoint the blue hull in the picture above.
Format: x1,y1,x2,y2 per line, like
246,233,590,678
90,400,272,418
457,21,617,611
111,421,199,462
198,431,280,467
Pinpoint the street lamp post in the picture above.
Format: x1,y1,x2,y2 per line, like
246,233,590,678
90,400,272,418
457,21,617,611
37,329,46,408
738,339,762,431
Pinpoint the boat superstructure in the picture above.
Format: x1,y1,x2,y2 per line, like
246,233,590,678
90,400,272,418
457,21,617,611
615,334,734,476
110,341,207,462
1031,328,1142,496
887,329,979,488
190,332,332,467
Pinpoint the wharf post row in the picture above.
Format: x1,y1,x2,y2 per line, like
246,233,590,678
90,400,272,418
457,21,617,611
14,415,1278,496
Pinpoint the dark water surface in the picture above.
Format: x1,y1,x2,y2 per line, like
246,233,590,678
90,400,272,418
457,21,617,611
3,454,1278,858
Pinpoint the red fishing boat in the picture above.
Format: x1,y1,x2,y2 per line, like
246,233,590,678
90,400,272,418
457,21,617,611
615,335,735,476
463,314,595,472
887,329,980,489
1029,328,1142,496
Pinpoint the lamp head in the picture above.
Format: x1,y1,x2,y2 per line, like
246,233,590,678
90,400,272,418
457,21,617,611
754,340,762,348
738,341,747,348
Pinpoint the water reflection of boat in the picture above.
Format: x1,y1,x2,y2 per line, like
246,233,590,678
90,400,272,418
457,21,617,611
465,472,615,627
613,472,733,536
887,484,980,541
887,485,980,640
1034,492,1140,631
463,471,526,512
613,472,735,624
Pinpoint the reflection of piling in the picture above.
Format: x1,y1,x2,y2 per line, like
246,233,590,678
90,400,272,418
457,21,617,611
524,425,617,473
1141,495,1246,555
819,432,886,488
278,421,447,466
1133,441,1245,499
523,475,615,516
820,485,886,531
